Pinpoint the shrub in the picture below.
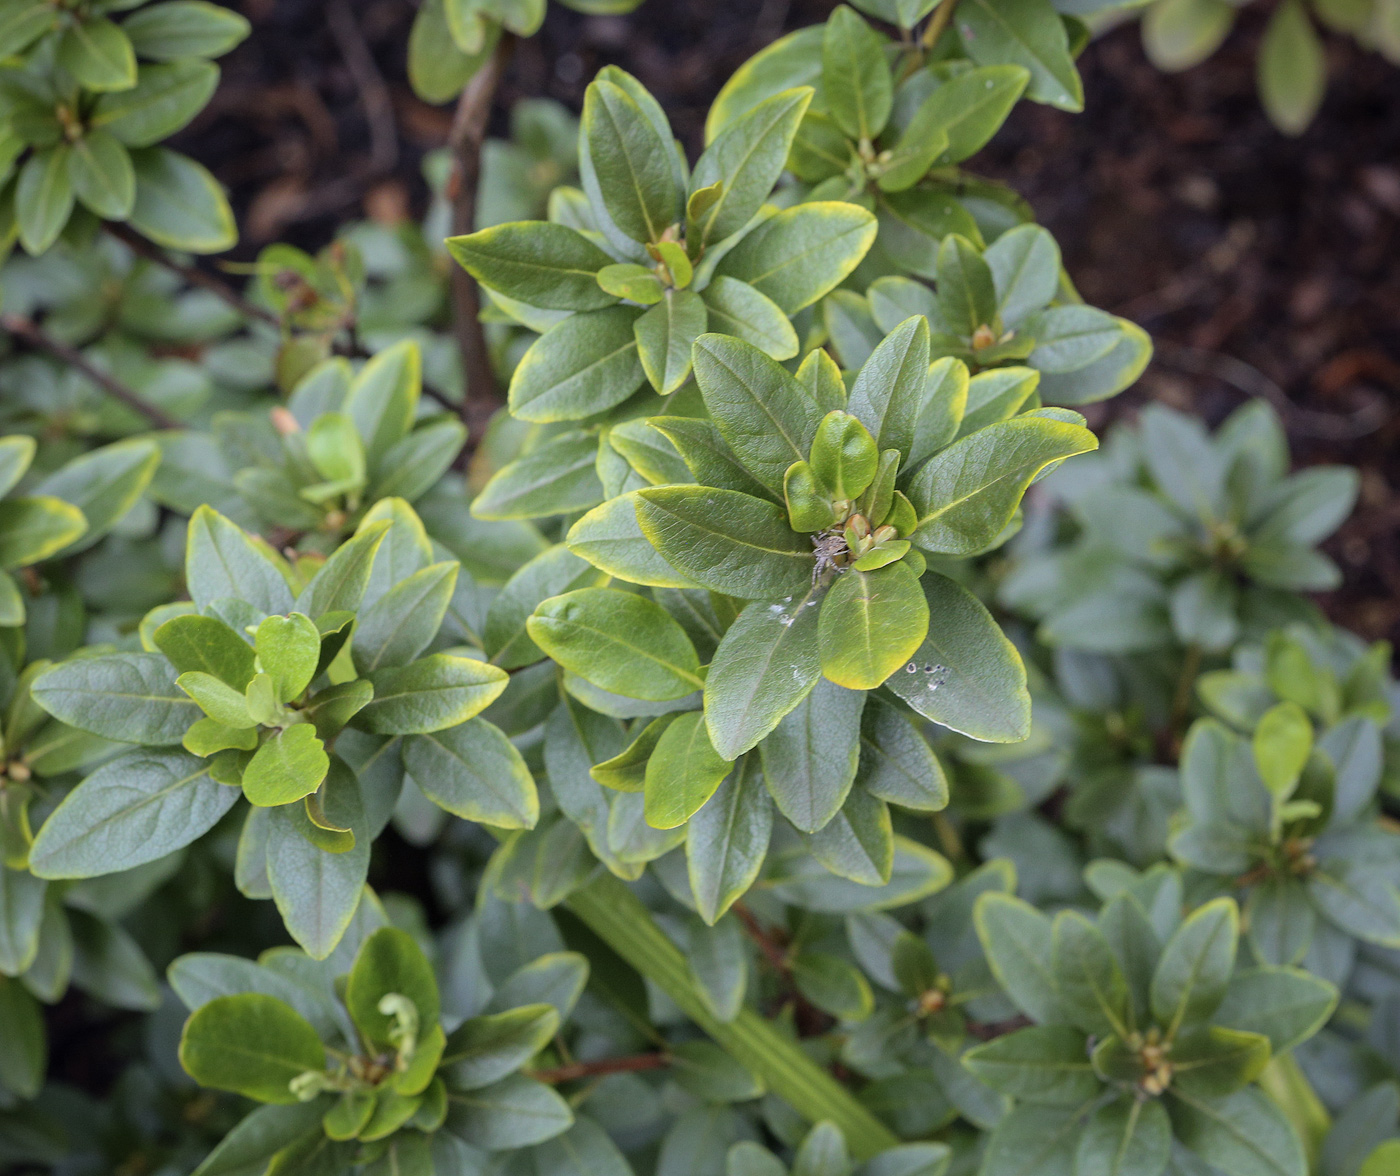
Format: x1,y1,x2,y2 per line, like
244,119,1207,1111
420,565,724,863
0,3,1392,1175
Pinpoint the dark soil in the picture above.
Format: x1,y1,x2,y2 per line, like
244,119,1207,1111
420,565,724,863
175,0,1400,643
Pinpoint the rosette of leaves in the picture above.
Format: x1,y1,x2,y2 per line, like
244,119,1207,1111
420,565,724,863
149,343,467,548
1168,703,1400,985
24,500,533,958
497,323,1097,917
0,432,160,624
1000,400,1359,657
1196,621,1400,797
967,883,1337,1176
175,925,576,1173
846,227,1150,407
453,68,879,521
407,0,647,104
0,0,247,257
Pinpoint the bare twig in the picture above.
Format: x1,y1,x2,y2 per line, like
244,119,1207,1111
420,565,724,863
1151,341,1391,441
530,1054,670,1084
731,901,791,975
921,0,959,50
326,0,398,175
106,223,281,328
1,313,180,429
447,34,514,429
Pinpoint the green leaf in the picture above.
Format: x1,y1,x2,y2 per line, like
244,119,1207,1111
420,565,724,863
687,758,772,923
1074,1096,1170,1176
1253,702,1312,800
760,677,864,833
0,977,45,1098
810,411,879,502
672,1039,766,1102
962,1025,1098,1106
129,147,235,253
715,202,878,314
154,615,255,689
906,416,1098,556
768,834,950,912
443,1073,574,1149
0,496,87,568
857,695,948,811
179,670,256,728
68,130,135,219
121,1,251,58
1170,1026,1271,1097
447,220,618,310
242,724,329,808
32,652,200,745
1150,897,1238,1038
1052,909,1133,1037
346,926,440,1053
91,60,221,147
597,262,664,303
403,719,539,829
1361,1143,1400,1176
528,587,703,700
806,787,893,885
186,505,293,616
179,993,325,1104
978,1102,1087,1176
973,892,1061,1023
16,147,74,256
1167,1086,1306,1176
692,333,823,495
353,562,458,673
357,654,508,735
29,767,218,879
0,3,55,59
1306,860,1400,945
822,5,893,140
1258,0,1325,135
255,614,321,704
265,767,368,959
473,431,605,520
636,289,708,395
344,341,420,465
37,437,160,558
583,76,679,244
1142,0,1234,70
58,17,136,91
441,1003,559,1089
705,26,824,141
566,493,699,588
955,0,1084,111
704,585,824,760
644,711,733,829
700,276,800,361
925,65,1030,166
508,306,646,423
634,486,814,599
689,87,812,249
0,867,44,975
0,435,34,498
817,562,929,691
847,316,931,460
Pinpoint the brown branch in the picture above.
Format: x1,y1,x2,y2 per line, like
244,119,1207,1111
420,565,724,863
106,223,281,328
326,0,397,176
529,1053,670,1084
1,314,180,429
447,34,513,433
731,901,791,975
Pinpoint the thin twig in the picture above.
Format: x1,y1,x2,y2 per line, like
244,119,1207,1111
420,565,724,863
1,313,180,429
447,34,514,430
1151,341,1390,441
529,1054,670,1084
326,0,398,176
106,223,281,328
731,901,790,975
921,0,959,50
